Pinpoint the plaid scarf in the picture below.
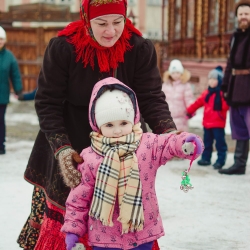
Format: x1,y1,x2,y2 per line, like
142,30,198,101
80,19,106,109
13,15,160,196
89,123,143,233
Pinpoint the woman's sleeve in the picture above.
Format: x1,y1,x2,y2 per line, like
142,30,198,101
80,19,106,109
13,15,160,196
35,37,72,154
133,39,176,134
10,53,22,94
184,83,195,108
23,88,37,101
221,36,233,93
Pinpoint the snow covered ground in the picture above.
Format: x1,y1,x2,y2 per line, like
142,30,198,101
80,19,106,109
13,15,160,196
0,98,249,250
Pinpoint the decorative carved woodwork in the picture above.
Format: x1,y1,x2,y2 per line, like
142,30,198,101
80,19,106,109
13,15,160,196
194,0,202,59
167,0,234,60
181,0,187,55
168,0,175,56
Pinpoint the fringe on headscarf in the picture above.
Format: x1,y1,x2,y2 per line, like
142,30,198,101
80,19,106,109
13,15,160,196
58,18,141,72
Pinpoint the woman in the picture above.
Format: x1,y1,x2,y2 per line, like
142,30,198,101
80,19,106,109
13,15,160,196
17,1,176,249
0,26,23,155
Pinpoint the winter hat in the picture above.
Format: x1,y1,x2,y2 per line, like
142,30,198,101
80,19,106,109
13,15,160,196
235,0,250,16
208,66,224,81
89,0,126,20
168,59,184,74
95,89,135,128
206,66,224,111
0,26,6,40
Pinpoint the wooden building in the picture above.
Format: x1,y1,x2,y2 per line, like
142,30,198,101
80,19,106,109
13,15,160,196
0,3,79,92
164,0,237,95
0,1,239,95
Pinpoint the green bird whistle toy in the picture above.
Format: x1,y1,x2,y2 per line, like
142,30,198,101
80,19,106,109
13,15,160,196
180,170,194,193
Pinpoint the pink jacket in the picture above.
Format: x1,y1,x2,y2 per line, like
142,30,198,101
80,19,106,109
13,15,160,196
162,80,194,131
61,77,203,249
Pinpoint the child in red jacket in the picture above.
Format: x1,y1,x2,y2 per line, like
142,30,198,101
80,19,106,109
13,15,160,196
187,66,229,169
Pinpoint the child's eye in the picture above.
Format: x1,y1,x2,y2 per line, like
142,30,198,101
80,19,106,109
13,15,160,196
106,123,113,127
114,21,122,25
121,122,128,126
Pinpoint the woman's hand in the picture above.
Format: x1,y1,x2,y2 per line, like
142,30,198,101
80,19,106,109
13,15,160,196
58,148,83,188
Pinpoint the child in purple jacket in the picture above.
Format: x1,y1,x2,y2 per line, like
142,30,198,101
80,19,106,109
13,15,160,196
61,77,204,250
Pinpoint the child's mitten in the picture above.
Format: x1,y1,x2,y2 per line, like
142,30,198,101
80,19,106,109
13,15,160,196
186,112,193,119
66,233,79,250
58,148,83,188
182,134,203,155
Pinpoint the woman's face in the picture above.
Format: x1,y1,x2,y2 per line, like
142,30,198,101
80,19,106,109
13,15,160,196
90,14,125,47
0,38,6,50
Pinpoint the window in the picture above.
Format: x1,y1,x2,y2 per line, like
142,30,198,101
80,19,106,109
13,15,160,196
227,0,238,32
128,0,136,6
43,0,55,3
208,0,219,34
147,0,162,6
187,0,195,38
58,0,72,4
147,30,160,40
174,0,181,39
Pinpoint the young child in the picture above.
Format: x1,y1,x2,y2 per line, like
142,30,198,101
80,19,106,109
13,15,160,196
162,59,194,131
186,66,229,169
61,77,203,250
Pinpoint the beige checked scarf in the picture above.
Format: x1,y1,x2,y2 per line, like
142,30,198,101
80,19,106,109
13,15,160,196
89,123,144,233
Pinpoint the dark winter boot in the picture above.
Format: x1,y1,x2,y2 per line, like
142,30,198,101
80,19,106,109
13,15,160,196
219,140,249,175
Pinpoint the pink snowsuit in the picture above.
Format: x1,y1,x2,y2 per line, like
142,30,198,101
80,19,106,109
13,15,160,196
61,77,203,249
162,70,194,132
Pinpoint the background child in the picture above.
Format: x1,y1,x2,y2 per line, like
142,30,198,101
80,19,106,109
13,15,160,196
162,59,194,132
61,77,203,250
186,66,229,169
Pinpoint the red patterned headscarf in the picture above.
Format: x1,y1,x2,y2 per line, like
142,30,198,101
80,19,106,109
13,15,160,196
88,0,126,20
58,0,142,72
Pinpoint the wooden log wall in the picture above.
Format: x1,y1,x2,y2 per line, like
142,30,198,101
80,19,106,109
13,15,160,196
5,27,60,92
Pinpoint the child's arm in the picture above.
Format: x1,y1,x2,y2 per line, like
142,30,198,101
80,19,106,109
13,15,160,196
221,92,229,111
148,132,203,169
184,83,195,108
186,91,207,117
61,161,95,238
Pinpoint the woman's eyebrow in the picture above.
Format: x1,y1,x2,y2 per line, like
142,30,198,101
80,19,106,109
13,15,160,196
94,16,123,22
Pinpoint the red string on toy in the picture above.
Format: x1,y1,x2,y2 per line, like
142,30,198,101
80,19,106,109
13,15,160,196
188,142,197,172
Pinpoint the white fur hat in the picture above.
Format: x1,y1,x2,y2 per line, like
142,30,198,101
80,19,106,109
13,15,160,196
95,89,135,128
168,59,184,74
0,26,6,40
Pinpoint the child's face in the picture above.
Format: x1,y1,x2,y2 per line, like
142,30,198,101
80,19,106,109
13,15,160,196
170,72,181,81
100,120,133,138
208,78,218,88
